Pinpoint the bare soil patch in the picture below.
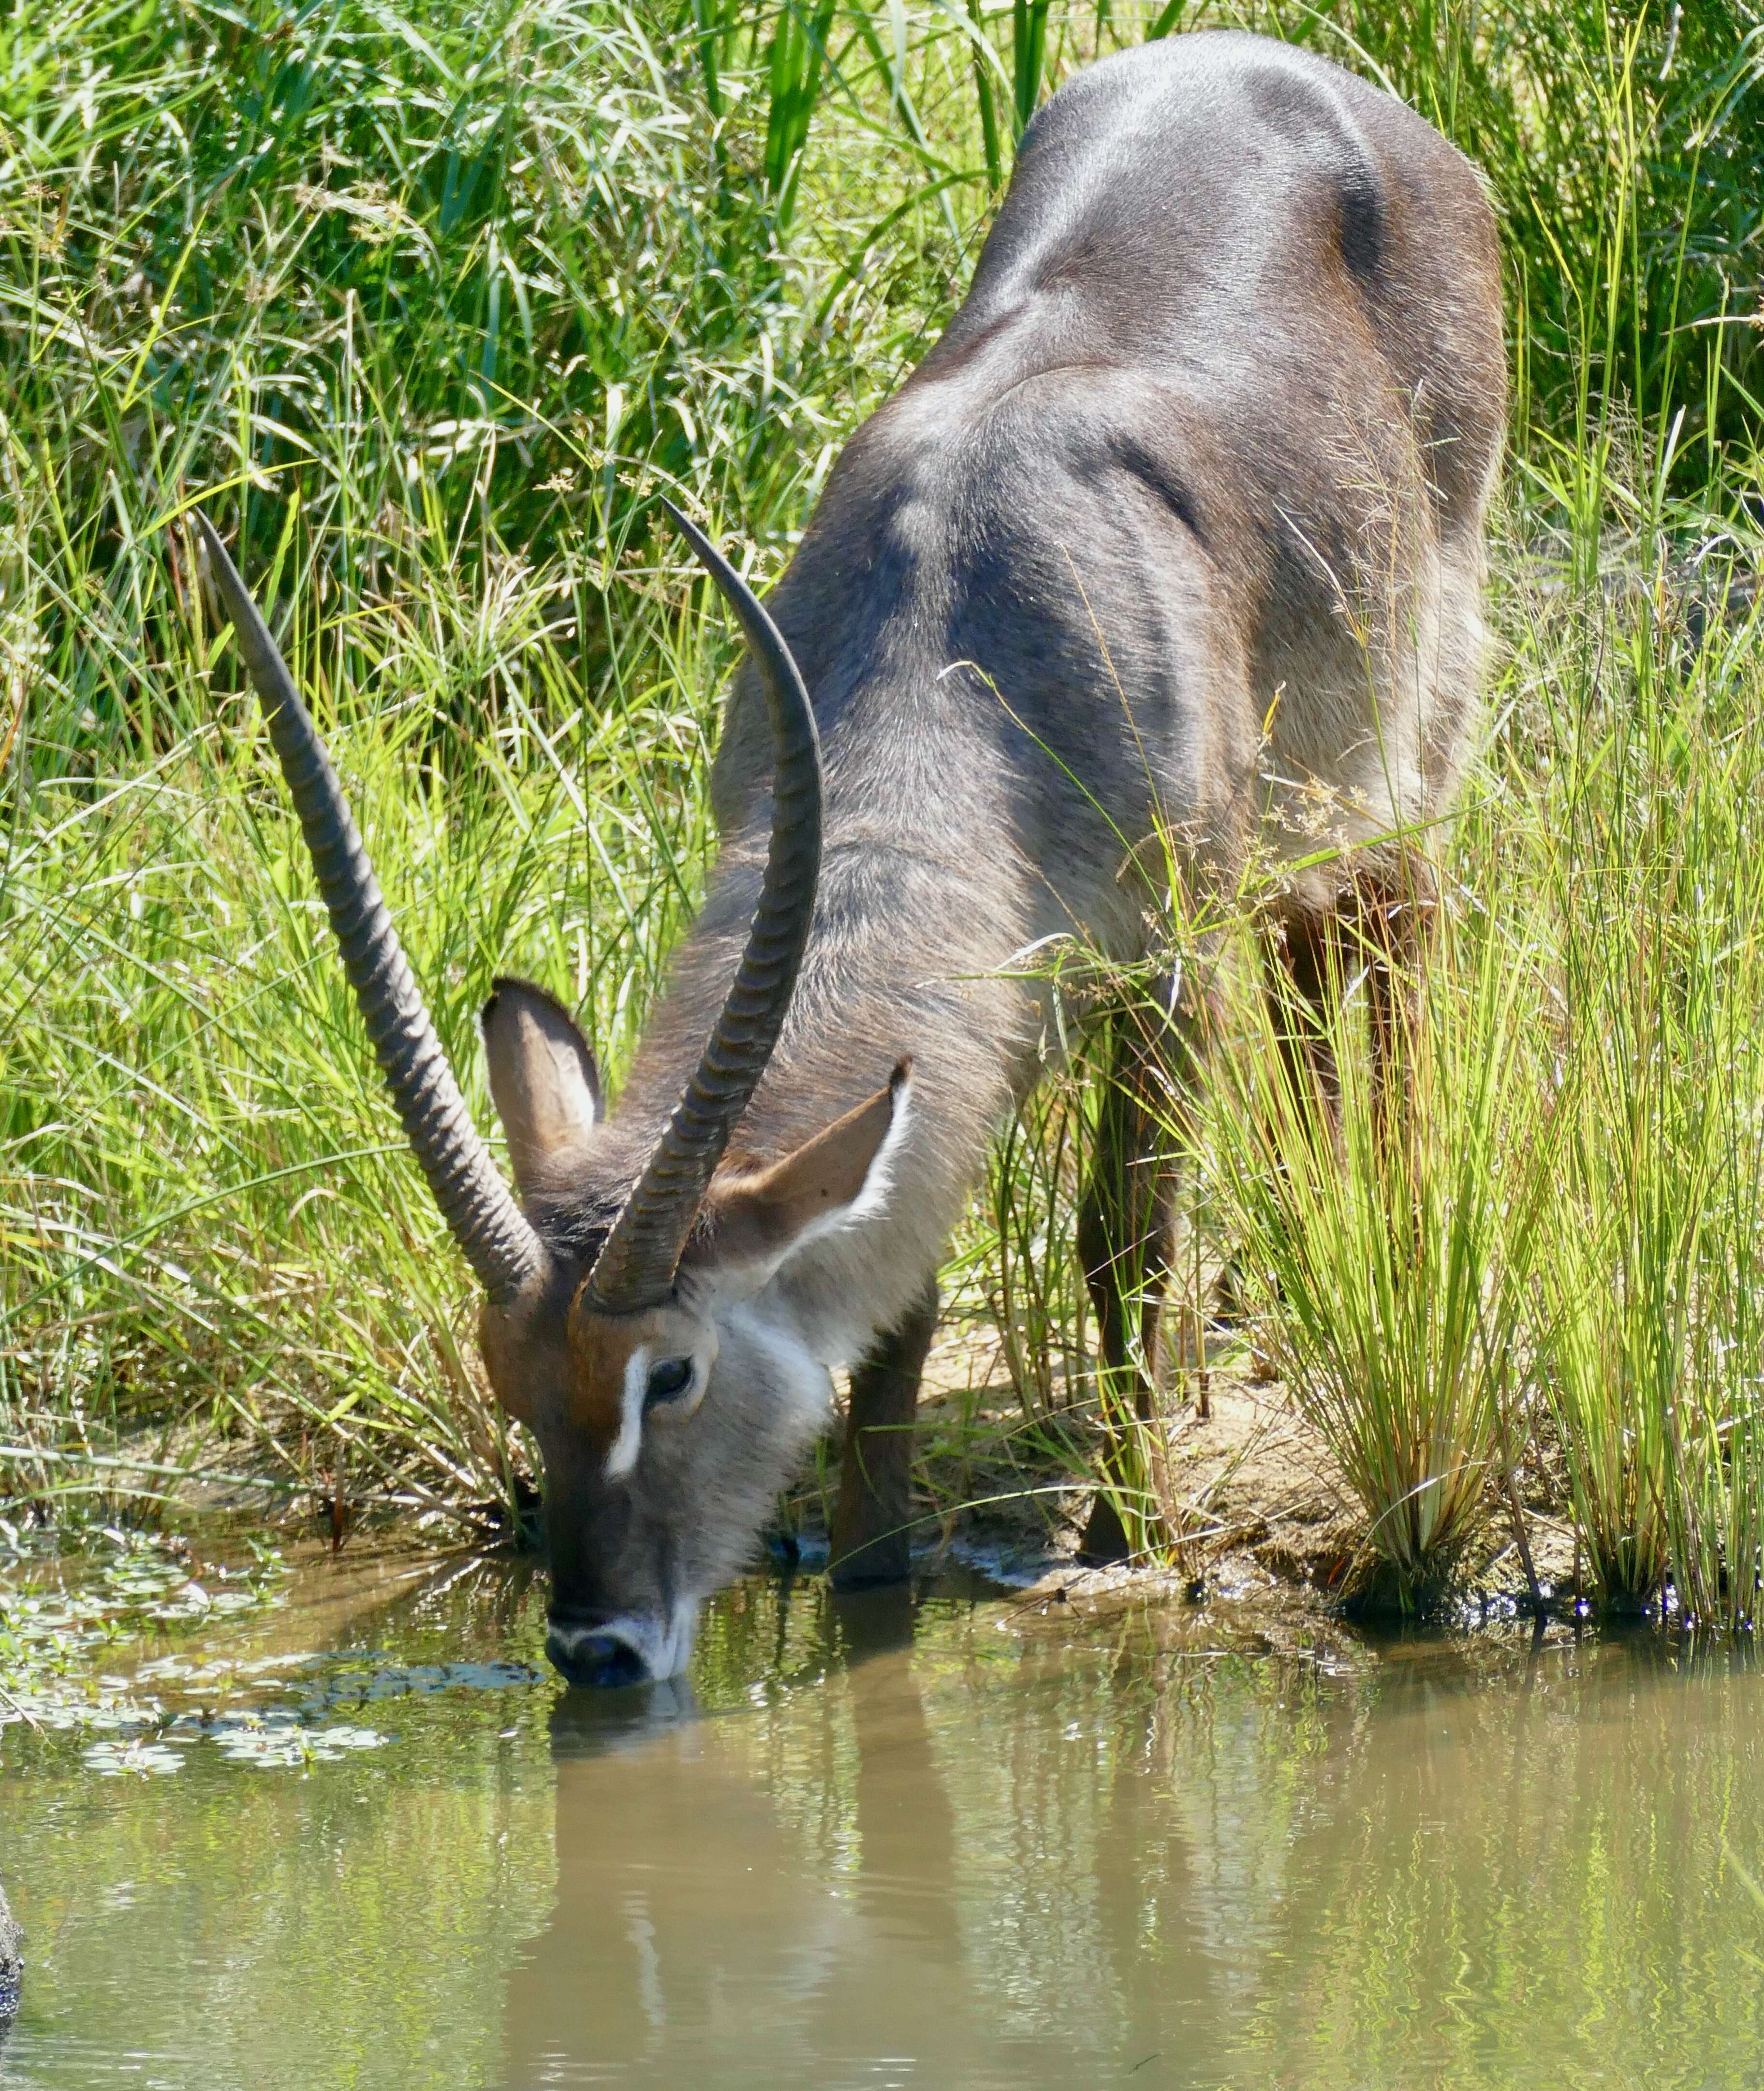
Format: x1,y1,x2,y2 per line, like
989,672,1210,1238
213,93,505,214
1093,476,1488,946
882,1320,1578,1617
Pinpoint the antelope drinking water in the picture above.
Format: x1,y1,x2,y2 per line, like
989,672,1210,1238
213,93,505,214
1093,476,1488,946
196,29,1503,1686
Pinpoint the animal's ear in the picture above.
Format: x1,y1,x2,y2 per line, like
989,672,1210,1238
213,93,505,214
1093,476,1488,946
693,1060,912,1281
482,978,602,1197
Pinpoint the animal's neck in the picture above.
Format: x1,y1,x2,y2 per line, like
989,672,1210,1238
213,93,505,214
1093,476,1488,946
603,828,1042,1251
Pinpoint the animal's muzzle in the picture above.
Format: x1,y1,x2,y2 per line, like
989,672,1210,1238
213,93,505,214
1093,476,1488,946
544,1619,652,1689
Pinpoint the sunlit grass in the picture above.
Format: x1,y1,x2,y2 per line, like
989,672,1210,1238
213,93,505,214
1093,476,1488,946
1182,866,1545,1611
0,506,724,1520
1514,550,1764,1627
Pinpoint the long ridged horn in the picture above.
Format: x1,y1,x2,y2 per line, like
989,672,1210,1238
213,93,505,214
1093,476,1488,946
584,501,823,1313
195,512,545,1306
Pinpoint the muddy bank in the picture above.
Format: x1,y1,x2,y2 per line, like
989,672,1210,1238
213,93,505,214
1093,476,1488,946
899,1333,1578,1619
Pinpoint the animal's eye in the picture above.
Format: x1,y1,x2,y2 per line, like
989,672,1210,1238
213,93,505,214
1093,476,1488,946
644,1356,695,1409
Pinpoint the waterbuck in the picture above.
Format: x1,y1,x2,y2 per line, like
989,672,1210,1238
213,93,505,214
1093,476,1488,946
196,29,1503,1686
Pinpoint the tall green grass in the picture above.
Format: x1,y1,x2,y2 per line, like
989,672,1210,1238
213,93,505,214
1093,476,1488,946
1518,543,1764,1629
2,0,1763,1620
1185,485,1764,1625
0,524,726,1517
1197,886,1549,1613
1,0,964,1521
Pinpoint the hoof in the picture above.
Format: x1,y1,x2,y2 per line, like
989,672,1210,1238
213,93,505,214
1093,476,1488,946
1075,1491,1132,1565
764,1527,802,1570
828,1535,911,1591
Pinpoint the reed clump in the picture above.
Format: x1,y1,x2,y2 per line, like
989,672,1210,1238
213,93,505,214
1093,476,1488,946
1515,555,1764,1631
1189,886,1547,1614
1176,526,1764,1625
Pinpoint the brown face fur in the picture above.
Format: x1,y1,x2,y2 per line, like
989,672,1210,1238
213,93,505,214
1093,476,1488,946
477,1282,699,1453
564,1297,710,1460
477,979,910,1687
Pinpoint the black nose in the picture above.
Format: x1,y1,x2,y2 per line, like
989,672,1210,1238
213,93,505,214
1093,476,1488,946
545,1626,650,1690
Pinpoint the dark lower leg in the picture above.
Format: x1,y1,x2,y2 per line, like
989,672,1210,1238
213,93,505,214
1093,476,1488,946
1076,990,1194,1565
829,1278,939,1590
1265,909,1344,1142
1354,854,1435,1131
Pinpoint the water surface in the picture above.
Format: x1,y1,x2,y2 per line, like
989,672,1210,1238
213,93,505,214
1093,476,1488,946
1,1541,1761,2089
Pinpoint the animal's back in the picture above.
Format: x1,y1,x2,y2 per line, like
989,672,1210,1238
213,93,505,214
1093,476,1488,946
721,29,1505,936
941,30,1501,514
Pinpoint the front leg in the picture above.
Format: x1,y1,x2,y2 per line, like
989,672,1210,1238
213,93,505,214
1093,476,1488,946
829,1278,939,1589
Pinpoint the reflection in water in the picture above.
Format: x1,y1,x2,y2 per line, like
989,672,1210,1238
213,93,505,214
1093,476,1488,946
1,1550,1762,2091
508,1587,990,2087
503,1589,1764,2091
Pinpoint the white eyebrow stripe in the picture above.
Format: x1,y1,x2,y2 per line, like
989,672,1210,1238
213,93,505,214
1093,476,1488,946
604,1344,650,1479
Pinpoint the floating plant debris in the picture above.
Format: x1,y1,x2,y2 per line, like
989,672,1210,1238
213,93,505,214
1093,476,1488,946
1,1529,541,1776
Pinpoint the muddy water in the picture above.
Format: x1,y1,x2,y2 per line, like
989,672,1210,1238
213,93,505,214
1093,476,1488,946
1,1546,1762,2090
